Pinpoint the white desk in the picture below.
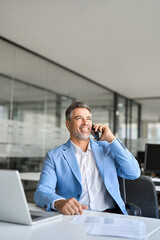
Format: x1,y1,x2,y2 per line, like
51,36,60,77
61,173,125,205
20,172,40,181
150,177,160,192
0,203,160,240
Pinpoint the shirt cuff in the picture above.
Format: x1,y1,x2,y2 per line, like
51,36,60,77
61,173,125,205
51,198,65,210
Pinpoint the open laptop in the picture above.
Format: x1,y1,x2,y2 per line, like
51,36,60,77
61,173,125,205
0,170,62,225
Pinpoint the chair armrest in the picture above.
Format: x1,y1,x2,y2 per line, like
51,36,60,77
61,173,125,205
125,203,142,216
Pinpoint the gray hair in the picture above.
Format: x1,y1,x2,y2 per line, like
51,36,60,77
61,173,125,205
65,102,91,121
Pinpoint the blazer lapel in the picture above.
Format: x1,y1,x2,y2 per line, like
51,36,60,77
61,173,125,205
62,139,82,185
90,138,105,181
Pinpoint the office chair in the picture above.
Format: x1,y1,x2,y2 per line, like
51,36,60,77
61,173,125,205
118,176,141,216
119,176,159,218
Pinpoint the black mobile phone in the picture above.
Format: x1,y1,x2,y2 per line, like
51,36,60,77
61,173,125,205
92,124,100,141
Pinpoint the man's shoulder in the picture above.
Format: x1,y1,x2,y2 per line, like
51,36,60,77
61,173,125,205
47,145,63,155
47,139,70,155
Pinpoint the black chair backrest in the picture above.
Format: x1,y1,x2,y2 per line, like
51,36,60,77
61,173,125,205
118,176,126,203
125,175,159,218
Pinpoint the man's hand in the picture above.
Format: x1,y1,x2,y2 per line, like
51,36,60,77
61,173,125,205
54,198,88,215
93,124,116,143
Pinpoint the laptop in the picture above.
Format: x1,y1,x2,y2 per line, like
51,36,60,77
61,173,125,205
0,170,62,225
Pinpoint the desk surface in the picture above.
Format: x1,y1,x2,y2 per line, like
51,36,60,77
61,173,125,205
0,203,160,240
150,177,160,192
151,177,160,183
20,172,40,181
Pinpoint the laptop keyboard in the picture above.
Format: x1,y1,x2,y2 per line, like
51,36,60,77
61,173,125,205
31,214,41,220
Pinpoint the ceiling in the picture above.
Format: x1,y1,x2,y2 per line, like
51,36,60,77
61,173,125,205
0,1,160,101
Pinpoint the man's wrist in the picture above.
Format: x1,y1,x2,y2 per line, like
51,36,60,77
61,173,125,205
108,136,116,144
54,200,60,210
106,135,116,143
51,198,65,210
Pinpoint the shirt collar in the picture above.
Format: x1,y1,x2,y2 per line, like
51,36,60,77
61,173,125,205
71,139,92,153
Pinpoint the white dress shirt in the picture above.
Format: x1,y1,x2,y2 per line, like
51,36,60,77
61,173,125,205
71,140,116,211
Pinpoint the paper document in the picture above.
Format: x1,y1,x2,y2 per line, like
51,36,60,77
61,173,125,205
70,216,147,239
86,223,146,239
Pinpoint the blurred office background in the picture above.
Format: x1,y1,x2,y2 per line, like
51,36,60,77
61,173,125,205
0,0,160,175
0,38,141,172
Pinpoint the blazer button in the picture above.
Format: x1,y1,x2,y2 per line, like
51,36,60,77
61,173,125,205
44,204,47,210
77,194,80,198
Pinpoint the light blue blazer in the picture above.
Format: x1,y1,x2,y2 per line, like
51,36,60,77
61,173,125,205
34,138,140,214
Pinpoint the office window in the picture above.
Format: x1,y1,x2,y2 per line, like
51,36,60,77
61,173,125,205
0,38,140,171
129,101,139,156
0,76,11,120
148,123,160,139
116,96,127,143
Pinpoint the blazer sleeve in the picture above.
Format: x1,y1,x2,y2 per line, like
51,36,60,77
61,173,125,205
108,138,141,179
34,152,65,211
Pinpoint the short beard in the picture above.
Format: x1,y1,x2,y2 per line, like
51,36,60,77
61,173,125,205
71,131,90,140
76,134,89,140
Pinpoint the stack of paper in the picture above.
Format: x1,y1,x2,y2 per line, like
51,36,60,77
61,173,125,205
70,215,147,239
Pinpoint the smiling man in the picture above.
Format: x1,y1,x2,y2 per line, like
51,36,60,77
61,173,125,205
34,102,140,215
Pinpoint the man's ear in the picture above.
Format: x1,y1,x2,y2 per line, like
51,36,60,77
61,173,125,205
65,120,71,131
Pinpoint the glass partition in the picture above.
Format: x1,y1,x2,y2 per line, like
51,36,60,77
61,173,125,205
116,96,127,144
0,37,140,172
129,101,139,156
0,38,116,172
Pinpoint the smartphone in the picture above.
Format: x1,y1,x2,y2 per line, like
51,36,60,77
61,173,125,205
92,124,100,141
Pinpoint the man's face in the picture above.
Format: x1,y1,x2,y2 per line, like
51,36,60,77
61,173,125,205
66,108,92,140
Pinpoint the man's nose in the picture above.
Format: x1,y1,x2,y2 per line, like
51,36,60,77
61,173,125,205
82,118,87,124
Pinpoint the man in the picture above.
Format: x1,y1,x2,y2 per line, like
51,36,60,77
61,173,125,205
34,102,140,215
